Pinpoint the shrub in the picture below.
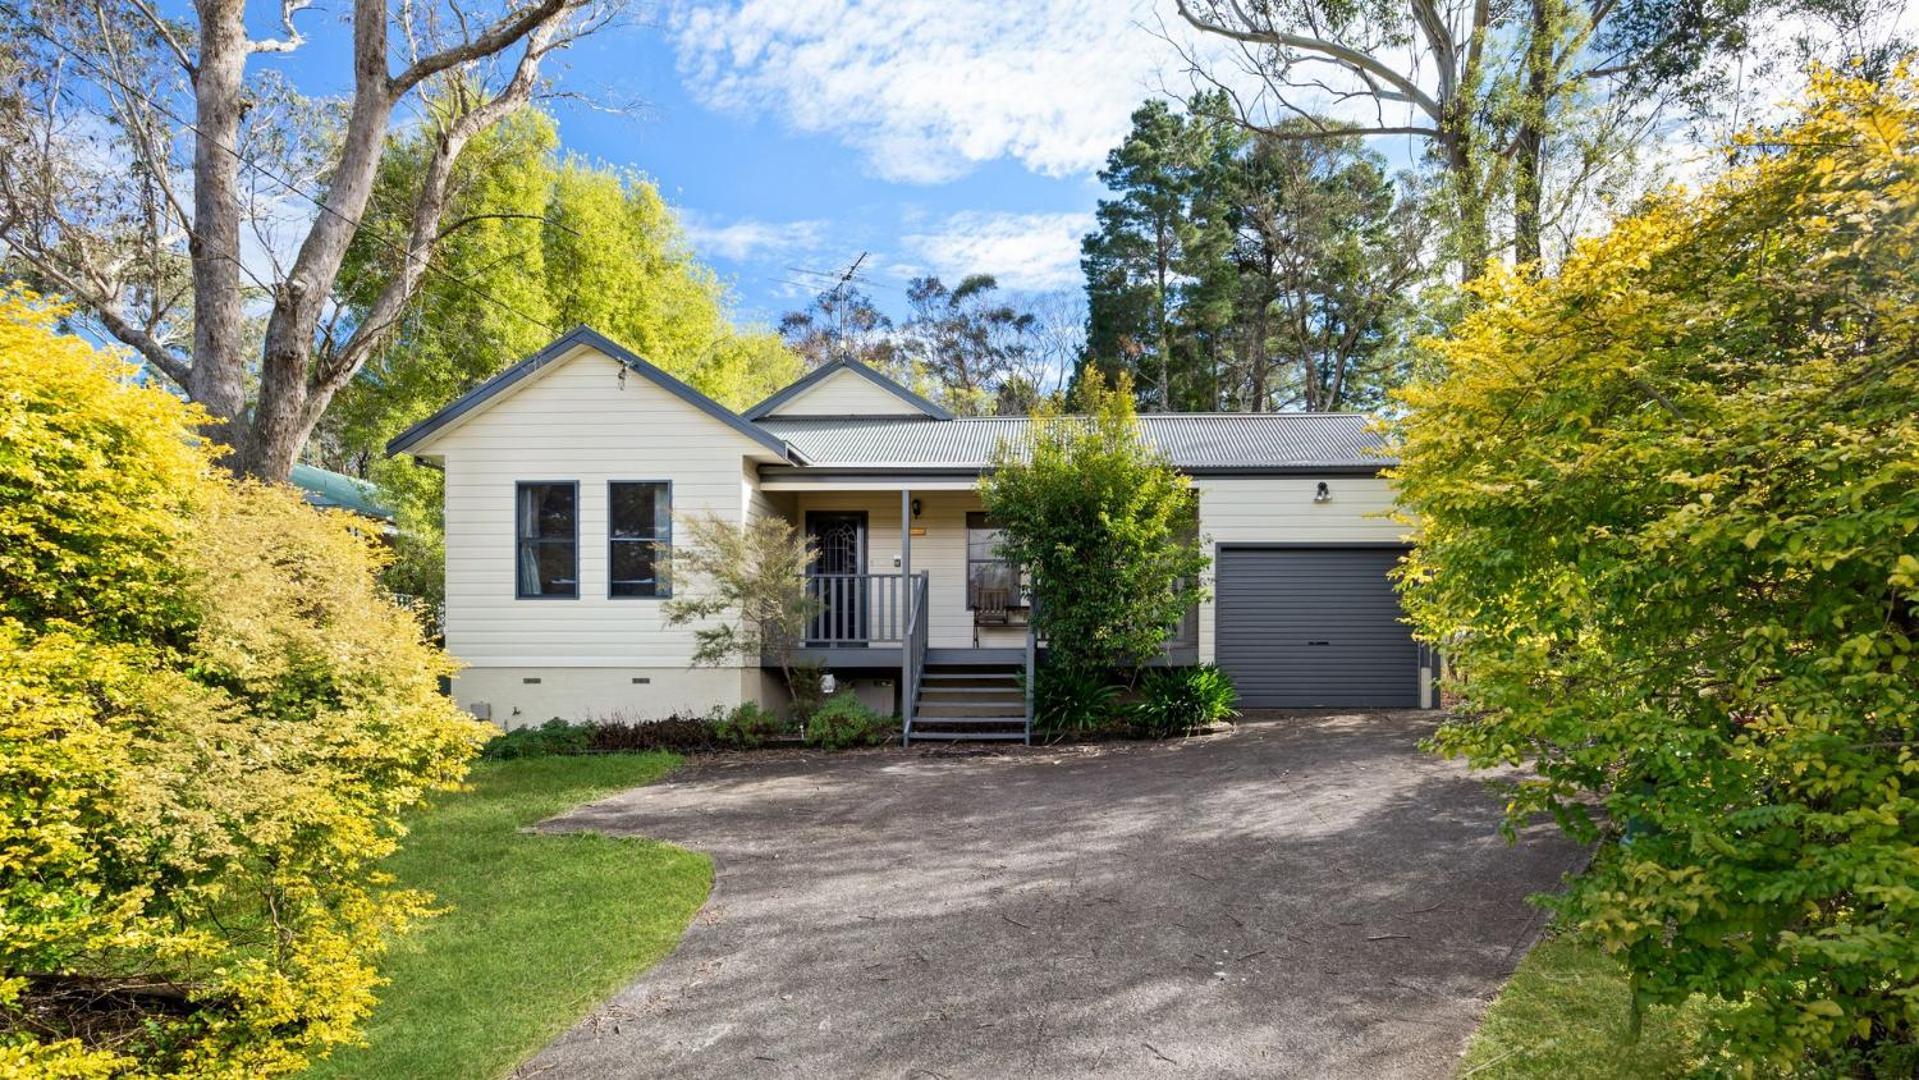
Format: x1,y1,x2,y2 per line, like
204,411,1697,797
1130,665,1239,738
1389,68,1919,1071
662,511,820,708
804,694,893,750
479,718,591,759
1030,664,1122,740
712,701,787,749
979,371,1210,678
0,292,488,1076
589,716,719,753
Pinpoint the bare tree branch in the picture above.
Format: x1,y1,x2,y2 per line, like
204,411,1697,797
1175,0,1446,120
390,0,570,94
248,0,313,54
123,0,196,73
305,22,560,424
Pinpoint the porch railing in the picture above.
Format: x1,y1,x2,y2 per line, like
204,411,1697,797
1023,594,1040,743
804,572,907,645
902,571,929,744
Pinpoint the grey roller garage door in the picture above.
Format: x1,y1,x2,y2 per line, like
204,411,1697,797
1216,547,1419,708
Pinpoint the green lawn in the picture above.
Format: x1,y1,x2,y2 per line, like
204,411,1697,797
307,754,712,1080
1460,934,1722,1078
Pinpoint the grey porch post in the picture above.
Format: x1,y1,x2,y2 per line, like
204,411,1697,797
900,487,912,726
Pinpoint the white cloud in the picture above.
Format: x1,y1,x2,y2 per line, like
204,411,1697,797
900,210,1095,291
679,211,831,261
670,0,1186,183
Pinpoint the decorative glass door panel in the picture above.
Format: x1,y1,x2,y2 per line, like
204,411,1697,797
805,512,868,644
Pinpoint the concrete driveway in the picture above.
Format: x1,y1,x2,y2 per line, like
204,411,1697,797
521,712,1584,1079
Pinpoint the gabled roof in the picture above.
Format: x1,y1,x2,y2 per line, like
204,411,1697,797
743,356,954,420
753,413,1391,472
385,326,802,462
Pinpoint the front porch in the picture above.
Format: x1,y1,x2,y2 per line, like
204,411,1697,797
755,481,1197,743
759,484,1036,742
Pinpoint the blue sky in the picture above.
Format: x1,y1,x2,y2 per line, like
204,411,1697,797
248,0,1210,329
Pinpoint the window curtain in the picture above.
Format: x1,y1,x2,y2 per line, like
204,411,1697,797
518,485,541,593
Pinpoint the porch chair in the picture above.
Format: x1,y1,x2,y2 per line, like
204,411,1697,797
972,585,1012,647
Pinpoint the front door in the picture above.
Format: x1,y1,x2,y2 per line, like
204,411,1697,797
805,511,868,644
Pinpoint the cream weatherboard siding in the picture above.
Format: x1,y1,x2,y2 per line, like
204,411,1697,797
424,344,785,726
763,367,930,417
1192,475,1410,665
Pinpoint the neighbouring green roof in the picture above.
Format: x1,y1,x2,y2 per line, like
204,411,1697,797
290,463,393,522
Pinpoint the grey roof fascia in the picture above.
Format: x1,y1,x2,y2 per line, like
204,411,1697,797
757,463,1391,481
742,356,955,420
385,326,804,463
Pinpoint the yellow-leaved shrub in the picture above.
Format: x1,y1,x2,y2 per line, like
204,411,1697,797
1391,67,1918,1073
0,289,490,1076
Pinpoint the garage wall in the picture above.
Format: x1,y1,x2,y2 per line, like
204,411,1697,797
1192,475,1409,664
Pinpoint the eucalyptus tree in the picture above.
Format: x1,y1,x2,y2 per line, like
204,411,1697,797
901,273,1037,416
1171,0,1901,276
320,106,799,609
0,0,612,479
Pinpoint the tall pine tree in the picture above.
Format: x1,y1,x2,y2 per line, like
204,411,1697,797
1081,96,1427,413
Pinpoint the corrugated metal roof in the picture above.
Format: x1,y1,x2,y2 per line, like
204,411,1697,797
290,464,393,521
753,413,1391,470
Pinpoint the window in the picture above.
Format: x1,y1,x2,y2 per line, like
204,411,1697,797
966,512,1025,610
610,481,671,597
515,482,577,598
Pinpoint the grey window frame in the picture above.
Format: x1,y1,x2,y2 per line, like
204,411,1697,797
608,480,673,599
965,511,1027,610
515,481,580,599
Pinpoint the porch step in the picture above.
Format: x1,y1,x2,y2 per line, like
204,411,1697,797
907,661,1031,745
916,703,1026,719
907,730,1029,742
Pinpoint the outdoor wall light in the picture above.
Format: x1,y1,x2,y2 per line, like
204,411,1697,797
1314,481,1332,503
910,498,923,519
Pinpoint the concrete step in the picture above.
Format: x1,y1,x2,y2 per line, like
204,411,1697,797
907,729,1029,741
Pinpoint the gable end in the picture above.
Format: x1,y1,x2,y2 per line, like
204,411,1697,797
386,326,802,462
743,357,954,420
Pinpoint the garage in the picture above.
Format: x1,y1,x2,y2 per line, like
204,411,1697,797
1216,546,1421,708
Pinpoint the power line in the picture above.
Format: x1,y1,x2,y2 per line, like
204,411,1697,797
4,6,562,349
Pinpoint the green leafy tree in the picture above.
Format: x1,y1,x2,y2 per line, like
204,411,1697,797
320,108,800,609
980,372,1211,675
1234,126,1426,412
1389,67,1919,1072
778,282,904,373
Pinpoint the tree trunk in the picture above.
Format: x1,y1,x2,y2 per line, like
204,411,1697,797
234,0,399,479
187,0,250,453
1513,0,1554,268
1154,216,1172,412
1444,126,1488,282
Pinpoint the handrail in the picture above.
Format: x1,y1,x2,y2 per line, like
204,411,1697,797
1022,594,1039,745
902,571,930,745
